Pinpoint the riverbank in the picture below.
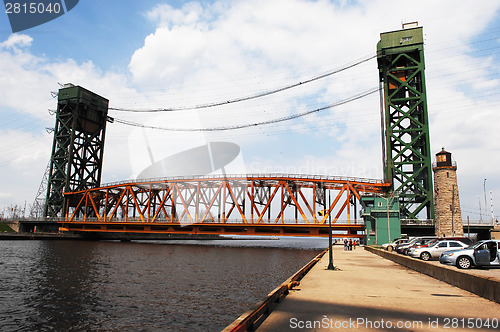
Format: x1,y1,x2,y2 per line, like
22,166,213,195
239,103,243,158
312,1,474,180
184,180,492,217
0,232,84,240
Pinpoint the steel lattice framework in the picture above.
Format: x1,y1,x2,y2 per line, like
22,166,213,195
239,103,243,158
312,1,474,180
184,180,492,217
377,26,434,220
60,174,390,237
45,85,109,218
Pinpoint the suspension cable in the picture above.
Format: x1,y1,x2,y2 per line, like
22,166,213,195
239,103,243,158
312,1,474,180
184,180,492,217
113,87,379,132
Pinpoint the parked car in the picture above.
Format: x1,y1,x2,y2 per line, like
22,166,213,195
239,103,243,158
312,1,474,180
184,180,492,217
440,240,500,269
395,236,437,255
409,240,469,261
407,237,472,256
406,238,440,256
382,238,408,252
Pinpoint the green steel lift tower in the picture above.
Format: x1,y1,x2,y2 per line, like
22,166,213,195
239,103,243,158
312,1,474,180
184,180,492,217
377,23,434,221
44,84,110,218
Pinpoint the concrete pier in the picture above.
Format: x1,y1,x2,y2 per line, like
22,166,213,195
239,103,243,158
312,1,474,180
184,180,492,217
257,245,500,331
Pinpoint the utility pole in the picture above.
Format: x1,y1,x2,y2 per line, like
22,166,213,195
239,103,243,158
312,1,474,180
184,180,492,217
386,194,391,242
484,179,487,222
479,198,482,222
490,191,495,223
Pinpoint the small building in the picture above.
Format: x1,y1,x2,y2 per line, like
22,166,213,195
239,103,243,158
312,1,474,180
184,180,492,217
433,148,464,237
361,195,401,245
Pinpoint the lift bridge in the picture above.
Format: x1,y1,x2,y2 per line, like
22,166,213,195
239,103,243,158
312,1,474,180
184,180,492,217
35,25,435,240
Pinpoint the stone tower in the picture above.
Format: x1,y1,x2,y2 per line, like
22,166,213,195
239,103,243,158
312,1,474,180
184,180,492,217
433,149,463,236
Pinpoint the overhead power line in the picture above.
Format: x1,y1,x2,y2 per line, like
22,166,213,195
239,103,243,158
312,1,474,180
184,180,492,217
113,87,380,132
109,54,377,113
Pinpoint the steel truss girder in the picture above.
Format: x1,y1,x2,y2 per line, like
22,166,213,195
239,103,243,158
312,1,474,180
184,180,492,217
64,175,390,232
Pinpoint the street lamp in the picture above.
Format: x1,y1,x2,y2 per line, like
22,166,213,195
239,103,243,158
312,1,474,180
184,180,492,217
327,191,334,270
327,212,335,270
319,191,335,270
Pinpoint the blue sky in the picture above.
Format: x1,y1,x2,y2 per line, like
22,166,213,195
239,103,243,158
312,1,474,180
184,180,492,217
1,1,162,69
1,0,500,221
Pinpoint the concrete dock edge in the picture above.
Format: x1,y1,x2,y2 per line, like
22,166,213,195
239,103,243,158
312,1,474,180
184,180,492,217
365,246,500,303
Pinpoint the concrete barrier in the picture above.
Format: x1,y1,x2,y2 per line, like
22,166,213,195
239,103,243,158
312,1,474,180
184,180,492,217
365,246,500,303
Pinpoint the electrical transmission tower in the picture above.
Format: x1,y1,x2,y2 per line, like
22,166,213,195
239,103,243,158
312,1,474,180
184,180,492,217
30,161,50,218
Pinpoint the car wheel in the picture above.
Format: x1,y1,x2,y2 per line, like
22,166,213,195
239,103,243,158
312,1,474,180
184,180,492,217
387,246,393,252
420,252,431,261
456,256,472,269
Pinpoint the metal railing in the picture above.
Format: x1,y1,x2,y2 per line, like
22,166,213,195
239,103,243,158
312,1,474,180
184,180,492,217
101,173,387,188
58,217,367,225
400,219,498,227
432,161,457,168
400,219,434,226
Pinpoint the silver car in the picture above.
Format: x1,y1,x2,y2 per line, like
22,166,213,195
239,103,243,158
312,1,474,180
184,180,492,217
395,236,437,255
409,240,469,261
439,240,500,269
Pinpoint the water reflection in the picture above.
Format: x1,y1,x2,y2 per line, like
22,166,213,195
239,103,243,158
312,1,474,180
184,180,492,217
26,241,101,331
0,238,325,331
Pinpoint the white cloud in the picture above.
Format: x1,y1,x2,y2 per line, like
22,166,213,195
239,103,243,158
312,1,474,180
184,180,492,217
146,2,206,28
0,34,33,50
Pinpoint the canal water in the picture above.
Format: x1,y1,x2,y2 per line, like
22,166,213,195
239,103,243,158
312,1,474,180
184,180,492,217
0,237,328,331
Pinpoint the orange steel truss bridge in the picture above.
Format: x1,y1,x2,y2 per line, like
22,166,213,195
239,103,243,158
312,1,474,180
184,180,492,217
61,174,390,238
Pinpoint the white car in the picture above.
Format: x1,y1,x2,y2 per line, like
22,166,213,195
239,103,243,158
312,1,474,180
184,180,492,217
382,238,408,252
409,240,469,261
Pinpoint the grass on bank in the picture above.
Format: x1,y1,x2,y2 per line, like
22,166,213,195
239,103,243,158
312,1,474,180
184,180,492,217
0,222,15,232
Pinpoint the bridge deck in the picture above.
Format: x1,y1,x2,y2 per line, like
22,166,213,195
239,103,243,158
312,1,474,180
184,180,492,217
58,221,366,238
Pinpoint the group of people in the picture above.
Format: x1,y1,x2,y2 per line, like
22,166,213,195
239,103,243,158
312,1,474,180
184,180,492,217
343,238,357,251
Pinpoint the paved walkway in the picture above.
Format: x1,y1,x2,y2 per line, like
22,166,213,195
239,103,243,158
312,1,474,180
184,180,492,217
257,245,500,331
